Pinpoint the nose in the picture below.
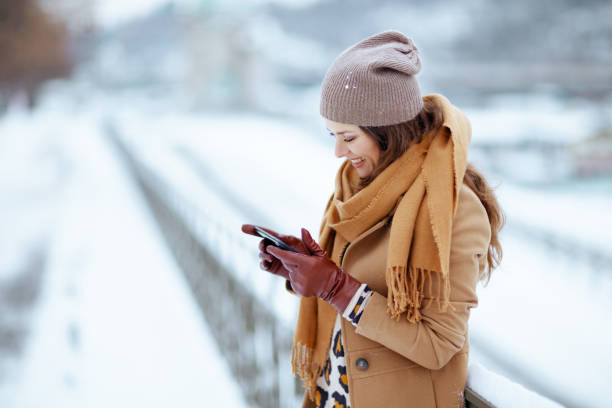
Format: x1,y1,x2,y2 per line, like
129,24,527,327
335,138,349,158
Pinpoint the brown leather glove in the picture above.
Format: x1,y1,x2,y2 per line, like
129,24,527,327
266,228,362,314
241,224,309,280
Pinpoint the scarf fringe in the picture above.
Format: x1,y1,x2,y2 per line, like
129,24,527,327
291,342,321,401
386,265,454,322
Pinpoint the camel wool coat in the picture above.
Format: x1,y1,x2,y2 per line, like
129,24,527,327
295,182,491,408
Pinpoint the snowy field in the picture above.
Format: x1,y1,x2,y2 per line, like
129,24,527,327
0,104,248,407
1,85,610,407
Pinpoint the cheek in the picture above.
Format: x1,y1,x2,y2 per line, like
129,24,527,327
365,145,380,165
371,151,380,166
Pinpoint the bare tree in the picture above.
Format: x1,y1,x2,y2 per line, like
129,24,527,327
0,0,73,110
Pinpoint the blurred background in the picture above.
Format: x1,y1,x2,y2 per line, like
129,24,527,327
1,0,611,407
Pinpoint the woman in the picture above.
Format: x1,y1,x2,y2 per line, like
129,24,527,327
242,30,503,408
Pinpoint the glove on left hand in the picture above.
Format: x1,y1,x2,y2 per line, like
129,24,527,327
241,223,308,280
266,228,362,314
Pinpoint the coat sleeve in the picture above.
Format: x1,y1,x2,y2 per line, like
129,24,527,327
353,185,491,370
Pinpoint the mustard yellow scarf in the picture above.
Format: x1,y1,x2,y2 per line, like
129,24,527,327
292,94,471,400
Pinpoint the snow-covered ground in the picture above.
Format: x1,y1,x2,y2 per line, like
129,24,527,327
1,82,610,407
0,104,248,407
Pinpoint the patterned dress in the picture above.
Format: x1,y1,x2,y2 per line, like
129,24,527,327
314,284,373,408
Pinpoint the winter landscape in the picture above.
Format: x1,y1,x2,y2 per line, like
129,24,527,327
1,0,611,407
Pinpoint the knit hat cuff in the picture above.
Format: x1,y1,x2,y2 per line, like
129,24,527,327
320,76,423,126
319,30,424,127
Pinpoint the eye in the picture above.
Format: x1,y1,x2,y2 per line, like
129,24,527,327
344,137,355,143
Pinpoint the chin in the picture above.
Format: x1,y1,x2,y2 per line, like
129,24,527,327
357,169,372,179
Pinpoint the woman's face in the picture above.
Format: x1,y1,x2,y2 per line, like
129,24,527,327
325,118,381,179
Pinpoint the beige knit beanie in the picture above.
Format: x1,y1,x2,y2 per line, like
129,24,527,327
320,30,423,127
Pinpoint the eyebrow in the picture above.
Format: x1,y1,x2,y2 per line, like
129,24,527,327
326,128,353,136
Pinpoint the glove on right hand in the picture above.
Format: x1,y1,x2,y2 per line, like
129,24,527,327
266,228,362,314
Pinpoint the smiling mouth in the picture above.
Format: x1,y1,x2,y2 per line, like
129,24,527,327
350,157,366,168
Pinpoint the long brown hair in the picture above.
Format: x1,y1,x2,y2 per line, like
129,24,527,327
359,98,504,282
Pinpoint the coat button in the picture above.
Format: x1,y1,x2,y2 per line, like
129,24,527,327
355,358,369,371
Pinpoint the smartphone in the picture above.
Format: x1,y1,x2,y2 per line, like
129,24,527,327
253,226,298,253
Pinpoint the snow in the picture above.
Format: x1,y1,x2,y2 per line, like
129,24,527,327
468,227,612,407
496,182,612,254
0,110,68,283
93,0,187,28
465,94,602,146
91,0,323,29
118,111,337,236
0,103,248,407
467,362,562,408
